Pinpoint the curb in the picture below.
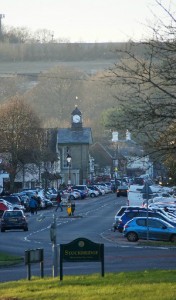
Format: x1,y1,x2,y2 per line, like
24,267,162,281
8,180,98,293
102,229,176,248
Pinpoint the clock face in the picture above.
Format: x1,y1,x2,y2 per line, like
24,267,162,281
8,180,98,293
73,114,81,123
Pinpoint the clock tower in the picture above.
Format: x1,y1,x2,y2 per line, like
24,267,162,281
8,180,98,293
71,106,82,129
58,107,93,185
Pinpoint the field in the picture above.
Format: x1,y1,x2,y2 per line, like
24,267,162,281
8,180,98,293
0,60,115,76
0,270,176,300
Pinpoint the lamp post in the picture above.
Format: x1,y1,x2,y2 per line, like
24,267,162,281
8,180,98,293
0,14,5,41
112,131,119,182
66,154,72,185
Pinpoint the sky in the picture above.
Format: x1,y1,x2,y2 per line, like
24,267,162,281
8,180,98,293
0,0,174,42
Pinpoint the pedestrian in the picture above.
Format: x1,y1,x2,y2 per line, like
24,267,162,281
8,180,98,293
55,191,63,212
71,200,75,216
29,196,38,215
34,191,41,213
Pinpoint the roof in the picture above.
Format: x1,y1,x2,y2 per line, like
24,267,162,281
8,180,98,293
57,128,93,144
71,106,82,116
89,142,113,166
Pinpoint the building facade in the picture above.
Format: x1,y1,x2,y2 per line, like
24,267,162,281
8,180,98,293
57,106,93,185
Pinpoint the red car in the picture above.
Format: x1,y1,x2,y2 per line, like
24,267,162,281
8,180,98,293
0,202,11,217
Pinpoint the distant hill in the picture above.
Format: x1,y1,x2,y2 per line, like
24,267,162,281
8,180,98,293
0,42,145,63
0,59,116,77
0,42,146,140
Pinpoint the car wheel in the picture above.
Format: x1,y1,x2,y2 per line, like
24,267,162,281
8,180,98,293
126,231,138,242
24,227,28,231
90,193,95,198
70,195,75,200
170,234,176,243
1,228,5,232
112,226,117,232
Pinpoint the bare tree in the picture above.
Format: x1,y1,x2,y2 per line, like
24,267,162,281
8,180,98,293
0,95,42,192
3,26,32,43
103,0,176,174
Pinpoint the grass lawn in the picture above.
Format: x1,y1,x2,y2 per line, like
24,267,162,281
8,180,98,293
0,252,23,266
0,251,176,299
0,270,176,300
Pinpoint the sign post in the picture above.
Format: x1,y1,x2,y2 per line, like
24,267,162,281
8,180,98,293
142,181,150,240
24,248,44,280
50,214,58,277
60,237,104,280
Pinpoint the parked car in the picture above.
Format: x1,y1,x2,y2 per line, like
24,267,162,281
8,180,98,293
116,185,129,197
62,189,80,201
1,195,25,211
114,206,147,222
113,206,145,231
0,202,12,217
73,185,89,197
127,184,144,206
88,188,99,198
88,185,102,196
72,189,87,199
68,190,81,200
116,209,176,233
1,210,28,232
0,199,13,209
45,190,57,201
93,185,106,196
41,198,53,209
96,183,112,193
123,217,176,242
19,190,52,210
12,193,30,211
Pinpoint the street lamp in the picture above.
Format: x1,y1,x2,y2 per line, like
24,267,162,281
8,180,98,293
66,154,72,185
112,131,119,181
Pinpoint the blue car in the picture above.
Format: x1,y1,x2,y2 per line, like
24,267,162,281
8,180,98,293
116,209,176,233
123,217,176,242
72,189,87,199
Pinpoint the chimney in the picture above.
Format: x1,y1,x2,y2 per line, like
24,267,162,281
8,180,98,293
126,130,131,140
112,131,118,142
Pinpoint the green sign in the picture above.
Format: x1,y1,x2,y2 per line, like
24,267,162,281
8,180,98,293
60,237,104,280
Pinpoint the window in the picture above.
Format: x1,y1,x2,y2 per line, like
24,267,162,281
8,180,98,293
126,212,136,218
62,146,72,168
148,219,163,228
136,219,146,227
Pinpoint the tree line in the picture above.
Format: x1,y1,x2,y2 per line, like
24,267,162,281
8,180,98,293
0,24,145,62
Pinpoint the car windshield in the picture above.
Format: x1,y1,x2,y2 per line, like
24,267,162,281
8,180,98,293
5,211,23,217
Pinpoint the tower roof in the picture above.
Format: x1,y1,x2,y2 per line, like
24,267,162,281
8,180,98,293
71,106,82,116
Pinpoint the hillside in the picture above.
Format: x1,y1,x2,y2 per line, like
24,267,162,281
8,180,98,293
0,42,145,139
0,59,116,77
0,60,118,140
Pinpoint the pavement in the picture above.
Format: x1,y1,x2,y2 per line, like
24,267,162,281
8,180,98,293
101,229,176,248
101,228,136,246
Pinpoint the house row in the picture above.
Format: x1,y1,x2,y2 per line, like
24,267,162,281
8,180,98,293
0,107,153,192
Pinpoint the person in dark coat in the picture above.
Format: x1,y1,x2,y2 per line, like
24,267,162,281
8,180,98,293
29,196,38,215
55,191,63,212
34,191,41,213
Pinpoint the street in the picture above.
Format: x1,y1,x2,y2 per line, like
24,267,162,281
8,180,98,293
0,193,176,282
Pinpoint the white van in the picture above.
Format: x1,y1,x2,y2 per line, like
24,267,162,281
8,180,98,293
127,184,144,206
